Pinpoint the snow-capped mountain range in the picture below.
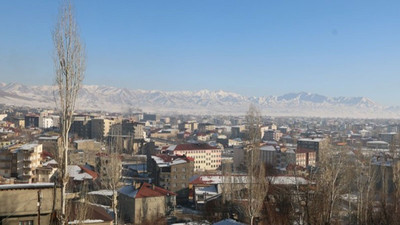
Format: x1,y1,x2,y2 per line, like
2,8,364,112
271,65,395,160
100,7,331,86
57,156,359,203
0,82,398,118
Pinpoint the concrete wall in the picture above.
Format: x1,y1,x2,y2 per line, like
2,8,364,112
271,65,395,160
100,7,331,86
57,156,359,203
0,187,61,217
134,196,165,224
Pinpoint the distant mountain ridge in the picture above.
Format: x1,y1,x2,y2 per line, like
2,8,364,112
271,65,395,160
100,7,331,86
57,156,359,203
0,82,397,118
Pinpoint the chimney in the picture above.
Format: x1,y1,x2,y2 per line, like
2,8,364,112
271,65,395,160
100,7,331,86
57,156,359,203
133,181,141,190
152,184,155,190
136,182,141,189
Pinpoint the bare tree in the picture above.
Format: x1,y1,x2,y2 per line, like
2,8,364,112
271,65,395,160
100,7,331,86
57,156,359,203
236,105,268,225
53,0,85,223
99,153,122,225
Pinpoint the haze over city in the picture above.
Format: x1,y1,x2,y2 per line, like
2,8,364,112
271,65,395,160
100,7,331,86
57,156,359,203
1,1,400,105
3,1,400,225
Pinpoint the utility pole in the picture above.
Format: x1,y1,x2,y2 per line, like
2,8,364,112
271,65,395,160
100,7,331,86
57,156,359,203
37,190,42,225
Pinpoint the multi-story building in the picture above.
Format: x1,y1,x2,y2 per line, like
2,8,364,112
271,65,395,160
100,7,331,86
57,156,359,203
121,120,145,139
198,123,215,133
0,183,61,225
166,143,221,171
379,132,397,145
91,118,118,140
17,144,43,183
0,143,49,183
39,116,53,129
143,113,159,122
178,121,198,132
70,115,92,139
118,182,176,224
263,129,283,141
148,154,194,201
24,114,39,128
231,125,245,139
13,117,25,128
0,148,14,178
295,148,316,167
38,136,60,158
297,138,323,152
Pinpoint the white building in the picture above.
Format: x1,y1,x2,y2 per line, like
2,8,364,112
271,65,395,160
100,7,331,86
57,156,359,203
39,116,54,129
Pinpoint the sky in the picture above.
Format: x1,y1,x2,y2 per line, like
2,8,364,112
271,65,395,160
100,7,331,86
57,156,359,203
1,1,400,105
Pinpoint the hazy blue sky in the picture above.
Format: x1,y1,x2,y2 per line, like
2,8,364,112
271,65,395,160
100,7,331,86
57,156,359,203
1,1,400,105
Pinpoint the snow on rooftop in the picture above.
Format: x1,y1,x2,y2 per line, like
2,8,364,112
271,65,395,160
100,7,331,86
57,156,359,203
260,145,276,152
42,159,58,166
88,190,115,196
118,186,137,198
20,143,40,150
195,185,218,195
298,138,323,142
151,155,188,167
167,145,177,151
67,165,93,181
38,136,59,140
68,220,104,224
269,176,308,185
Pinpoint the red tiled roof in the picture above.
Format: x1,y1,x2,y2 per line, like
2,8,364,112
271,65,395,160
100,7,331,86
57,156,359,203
79,166,99,180
161,146,170,150
186,156,194,162
173,143,219,151
41,150,53,159
155,154,193,163
68,202,113,222
136,182,176,198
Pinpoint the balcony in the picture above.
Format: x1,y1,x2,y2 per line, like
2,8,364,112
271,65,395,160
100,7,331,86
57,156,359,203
22,166,31,170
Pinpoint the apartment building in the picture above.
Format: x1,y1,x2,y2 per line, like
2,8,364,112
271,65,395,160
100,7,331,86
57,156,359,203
24,114,39,128
167,143,222,171
0,144,46,183
178,121,198,132
148,154,194,201
91,118,117,140
17,144,43,183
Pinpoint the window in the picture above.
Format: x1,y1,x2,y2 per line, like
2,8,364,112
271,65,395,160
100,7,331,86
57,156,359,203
19,221,33,225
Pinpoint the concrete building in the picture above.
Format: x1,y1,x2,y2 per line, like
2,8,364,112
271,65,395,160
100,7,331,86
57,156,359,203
38,116,53,129
91,118,117,140
73,139,101,151
166,143,222,171
24,114,39,128
231,125,245,139
379,132,397,145
0,144,57,183
0,183,61,225
143,113,159,121
70,115,92,139
17,144,43,183
38,136,60,158
148,154,194,201
263,129,283,141
295,148,316,167
367,141,389,150
178,121,198,132
118,182,176,224
198,123,215,133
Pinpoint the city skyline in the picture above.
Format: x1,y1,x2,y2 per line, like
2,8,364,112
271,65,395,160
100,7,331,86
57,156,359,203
1,1,400,105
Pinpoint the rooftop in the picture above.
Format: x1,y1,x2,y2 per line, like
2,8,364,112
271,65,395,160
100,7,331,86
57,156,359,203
168,143,219,151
